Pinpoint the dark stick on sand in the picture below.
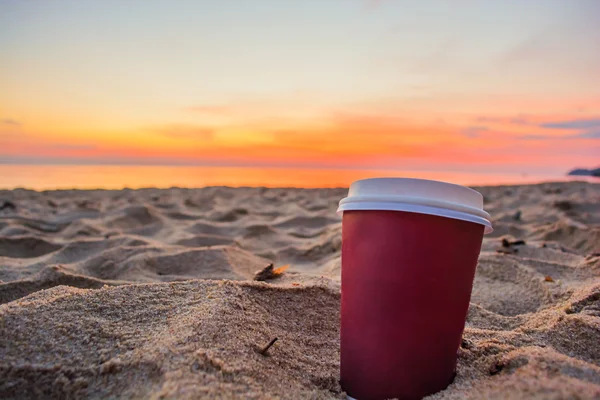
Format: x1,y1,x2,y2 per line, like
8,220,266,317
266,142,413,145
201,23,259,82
259,338,278,356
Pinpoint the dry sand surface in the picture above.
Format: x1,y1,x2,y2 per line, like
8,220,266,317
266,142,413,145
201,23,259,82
0,182,599,399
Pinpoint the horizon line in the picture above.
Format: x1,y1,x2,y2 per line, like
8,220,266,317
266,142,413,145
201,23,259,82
0,161,581,176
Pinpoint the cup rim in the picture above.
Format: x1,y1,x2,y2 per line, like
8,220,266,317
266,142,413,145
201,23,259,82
337,177,493,234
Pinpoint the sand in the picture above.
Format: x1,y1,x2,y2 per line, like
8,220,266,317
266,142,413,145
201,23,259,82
0,182,599,399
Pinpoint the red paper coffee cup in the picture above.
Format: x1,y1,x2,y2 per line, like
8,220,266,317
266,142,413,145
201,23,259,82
337,178,492,400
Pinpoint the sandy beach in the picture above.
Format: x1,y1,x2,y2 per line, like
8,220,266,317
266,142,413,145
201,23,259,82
0,181,599,399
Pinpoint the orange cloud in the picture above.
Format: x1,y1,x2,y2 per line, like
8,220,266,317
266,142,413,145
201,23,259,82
152,124,215,140
185,105,233,115
2,105,598,173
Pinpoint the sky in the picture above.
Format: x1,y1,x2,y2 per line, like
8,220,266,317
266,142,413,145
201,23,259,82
1,0,599,176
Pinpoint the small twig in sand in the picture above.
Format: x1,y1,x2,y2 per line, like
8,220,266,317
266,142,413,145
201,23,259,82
0,200,16,211
553,200,573,211
259,338,278,356
496,247,517,255
489,360,504,375
512,210,522,221
501,238,526,248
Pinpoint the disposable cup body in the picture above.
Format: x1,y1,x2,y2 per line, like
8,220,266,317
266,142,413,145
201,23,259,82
338,179,490,400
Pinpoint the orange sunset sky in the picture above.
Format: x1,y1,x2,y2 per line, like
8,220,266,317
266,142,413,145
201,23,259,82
1,0,599,178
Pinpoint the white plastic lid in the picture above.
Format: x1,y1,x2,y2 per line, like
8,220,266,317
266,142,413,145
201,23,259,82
337,178,493,234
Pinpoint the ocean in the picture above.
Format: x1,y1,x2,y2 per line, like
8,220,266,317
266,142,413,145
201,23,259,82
0,165,594,190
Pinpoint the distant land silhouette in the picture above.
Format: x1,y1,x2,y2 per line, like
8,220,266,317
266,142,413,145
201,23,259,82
568,167,600,177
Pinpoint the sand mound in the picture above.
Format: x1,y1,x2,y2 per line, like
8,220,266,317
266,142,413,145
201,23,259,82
0,242,270,303
0,265,120,305
186,221,241,237
533,220,600,254
0,236,63,258
0,182,599,398
274,215,340,230
174,234,236,247
1,279,599,399
122,246,269,282
0,281,341,399
209,208,250,222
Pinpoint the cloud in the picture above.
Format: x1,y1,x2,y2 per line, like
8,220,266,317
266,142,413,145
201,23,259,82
574,130,600,139
1,118,20,126
185,105,232,115
533,117,600,140
500,25,600,78
518,134,552,140
517,131,600,140
365,0,387,9
475,115,531,125
509,116,530,125
461,126,488,138
51,144,97,151
541,118,600,130
1,109,595,172
502,33,548,65
475,117,498,123
157,125,215,140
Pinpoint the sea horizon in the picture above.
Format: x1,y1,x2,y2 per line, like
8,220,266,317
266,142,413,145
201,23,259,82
0,164,596,191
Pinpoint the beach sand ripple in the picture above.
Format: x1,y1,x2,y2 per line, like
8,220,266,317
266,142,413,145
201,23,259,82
0,183,598,398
